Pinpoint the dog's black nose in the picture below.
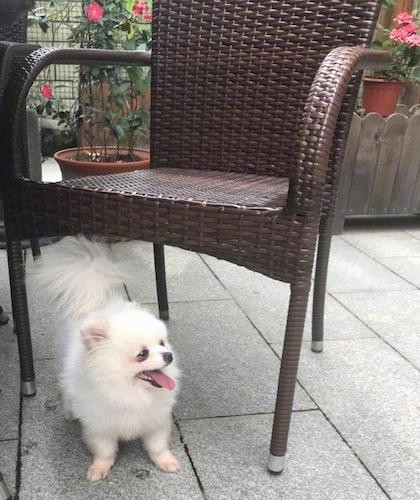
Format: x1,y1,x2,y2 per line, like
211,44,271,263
162,352,173,364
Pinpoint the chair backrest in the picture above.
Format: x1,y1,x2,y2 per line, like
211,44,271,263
0,15,28,106
150,0,380,178
0,15,29,181
0,16,27,43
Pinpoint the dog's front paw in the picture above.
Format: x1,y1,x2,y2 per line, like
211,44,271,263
152,451,180,473
86,463,111,481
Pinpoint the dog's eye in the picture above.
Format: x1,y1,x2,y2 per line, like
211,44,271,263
136,349,149,361
159,340,165,347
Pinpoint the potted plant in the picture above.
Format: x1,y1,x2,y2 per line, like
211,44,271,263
30,0,152,178
363,10,420,116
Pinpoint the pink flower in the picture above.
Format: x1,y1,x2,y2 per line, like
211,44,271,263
143,11,152,22
403,22,417,34
86,1,104,22
390,24,417,42
406,33,420,46
40,83,53,99
394,12,414,25
133,1,147,15
390,28,406,42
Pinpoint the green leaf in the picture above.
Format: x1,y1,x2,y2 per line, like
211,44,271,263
411,66,420,81
138,67,151,94
111,124,124,138
122,37,137,50
126,66,151,95
126,0,136,13
126,66,144,92
382,0,396,9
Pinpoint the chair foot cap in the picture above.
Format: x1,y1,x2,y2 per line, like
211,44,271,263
267,453,285,473
21,381,36,397
311,340,323,353
159,310,169,321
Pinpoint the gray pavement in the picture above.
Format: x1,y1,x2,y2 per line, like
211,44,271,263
1,218,419,499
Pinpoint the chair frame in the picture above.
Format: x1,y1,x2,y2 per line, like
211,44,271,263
1,1,391,474
0,10,36,500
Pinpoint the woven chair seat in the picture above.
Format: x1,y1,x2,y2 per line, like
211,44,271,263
60,168,289,211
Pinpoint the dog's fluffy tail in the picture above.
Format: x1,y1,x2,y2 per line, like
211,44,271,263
33,235,123,318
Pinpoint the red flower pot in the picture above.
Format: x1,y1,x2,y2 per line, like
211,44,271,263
54,147,150,180
362,78,405,117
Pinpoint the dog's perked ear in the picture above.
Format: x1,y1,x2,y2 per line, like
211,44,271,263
80,318,109,350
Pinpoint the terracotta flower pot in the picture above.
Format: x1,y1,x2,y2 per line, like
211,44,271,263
54,147,150,180
362,78,405,117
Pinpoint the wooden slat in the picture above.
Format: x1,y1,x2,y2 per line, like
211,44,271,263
394,0,413,17
347,113,385,215
369,114,408,213
378,0,413,30
390,113,420,212
395,104,410,115
400,82,420,108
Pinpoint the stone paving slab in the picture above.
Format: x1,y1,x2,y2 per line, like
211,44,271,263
273,338,420,500
201,255,376,344
179,411,388,500
200,255,290,342
0,251,11,312
379,256,420,288
327,238,414,293
341,230,420,260
20,359,203,500
113,241,229,304
166,301,315,419
24,248,59,360
0,439,18,498
333,290,420,369
26,295,57,361
404,228,420,240
0,322,20,440
2,222,419,499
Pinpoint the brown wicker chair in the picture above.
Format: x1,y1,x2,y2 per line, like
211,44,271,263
1,0,390,473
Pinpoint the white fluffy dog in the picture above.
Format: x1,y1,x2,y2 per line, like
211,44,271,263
34,236,179,481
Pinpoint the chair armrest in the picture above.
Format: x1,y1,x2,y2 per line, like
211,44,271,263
0,42,39,101
289,46,391,215
2,46,150,177
0,42,40,178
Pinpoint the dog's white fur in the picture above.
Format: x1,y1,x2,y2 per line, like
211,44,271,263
34,236,179,481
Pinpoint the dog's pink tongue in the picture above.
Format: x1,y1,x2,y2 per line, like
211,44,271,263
149,370,176,391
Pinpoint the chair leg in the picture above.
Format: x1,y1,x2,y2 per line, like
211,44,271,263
312,216,334,353
30,238,41,260
6,240,36,396
153,243,169,320
0,471,12,500
268,283,310,473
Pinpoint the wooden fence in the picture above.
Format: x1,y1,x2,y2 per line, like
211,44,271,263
335,106,420,231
